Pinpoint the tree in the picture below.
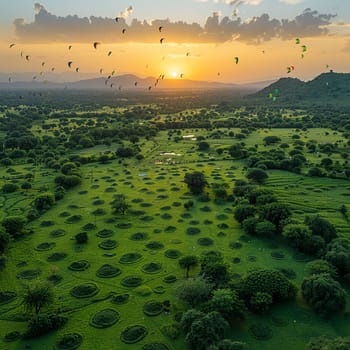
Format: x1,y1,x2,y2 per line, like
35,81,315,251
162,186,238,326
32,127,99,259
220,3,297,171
110,194,129,215
75,232,88,244
306,260,338,279
198,141,210,151
246,168,268,184
179,256,198,278
302,274,346,318
240,268,297,304
308,167,324,177
209,288,244,320
255,220,276,238
200,251,230,288
0,229,10,254
307,336,350,350
282,224,312,250
325,239,350,277
259,203,291,231
180,309,205,333
185,311,229,350
175,277,212,307
2,216,26,236
241,217,258,235
249,292,273,314
184,172,207,194
2,183,19,193
234,205,256,223
208,340,248,350
305,216,337,243
228,144,247,159
22,282,54,315
263,136,281,145
33,193,55,212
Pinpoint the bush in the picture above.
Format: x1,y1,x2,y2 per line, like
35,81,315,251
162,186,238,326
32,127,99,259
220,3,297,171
2,183,18,193
246,168,268,184
240,268,297,303
0,230,10,254
307,336,350,350
302,274,346,317
325,239,350,277
175,277,212,307
23,314,67,338
306,259,338,279
234,205,256,223
33,192,55,212
249,292,273,314
305,216,337,243
2,216,26,236
255,220,276,238
184,172,207,194
75,232,88,244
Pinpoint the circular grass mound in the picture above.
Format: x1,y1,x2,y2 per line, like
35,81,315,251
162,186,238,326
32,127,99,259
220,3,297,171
92,208,106,216
229,242,242,249
65,215,82,224
186,227,201,236
145,241,164,250
16,269,40,280
271,315,288,327
3,331,21,342
98,239,118,250
96,264,122,278
233,257,241,264
120,276,143,288
68,260,90,271
142,263,162,274
161,213,172,220
135,286,153,297
121,325,148,344
47,252,67,262
92,199,104,205
90,308,120,328
50,229,66,237
119,253,143,264
153,286,166,294
140,216,154,222
163,275,177,284
70,283,99,298
143,300,163,316
164,249,181,259
249,323,272,341
82,223,96,231
164,226,176,233
35,242,56,251
197,238,214,246
47,274,63,285
96,229,114,238
116,223,132,229
277,267,296,280
271,251,286,260
130,232,149,241
54,333,83,350
0,291,17,305
111,293,129,305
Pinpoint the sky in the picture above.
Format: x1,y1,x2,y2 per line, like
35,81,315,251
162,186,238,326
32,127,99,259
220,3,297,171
0,0,349,83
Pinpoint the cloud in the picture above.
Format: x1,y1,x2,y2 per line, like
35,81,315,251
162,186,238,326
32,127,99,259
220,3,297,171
120,6,133,19
13,3,336,45
279,0,304,4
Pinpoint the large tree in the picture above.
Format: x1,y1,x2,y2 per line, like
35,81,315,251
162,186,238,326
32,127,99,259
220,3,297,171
179,255,198,278
184,172,207,194
22,282,54,315
110,194,130,215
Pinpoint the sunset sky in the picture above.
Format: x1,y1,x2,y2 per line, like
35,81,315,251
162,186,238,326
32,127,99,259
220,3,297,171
0,0,349,84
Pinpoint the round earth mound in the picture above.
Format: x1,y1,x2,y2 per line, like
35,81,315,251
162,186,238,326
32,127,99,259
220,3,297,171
54,333,83,350
111,293,129,305
197,237,214,246
16,269,40,280
96,264,121,278
35,242,56,251
70,283,99,298
153,286,166,294
96,229,114,238
249,323,273,340
50,229,66,237
98,239,118,250
163,275,177,283
120,276,143,288
90,308,120,328
120,325,148,344
164,249,181,259
130,232,149,241
119,253,143,264
142,263,162,274
0,291,17,305
47,252,67,262
186,227,201,236
145,241,164,250
143,300,163,316
68,260,90,271
3,331,21,342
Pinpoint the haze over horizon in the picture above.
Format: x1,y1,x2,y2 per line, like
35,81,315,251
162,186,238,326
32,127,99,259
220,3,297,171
1,0,349,84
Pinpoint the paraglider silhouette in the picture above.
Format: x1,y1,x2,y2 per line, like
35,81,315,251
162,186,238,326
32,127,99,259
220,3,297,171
159,26,163,32
160,38,165,44
68,61,73,68
115,17,120,22
68,45,72,50
93,42,101,49
122,28,126,34
25,55,30,61
9,43,15,48
108,51,112,56
234,57,239,64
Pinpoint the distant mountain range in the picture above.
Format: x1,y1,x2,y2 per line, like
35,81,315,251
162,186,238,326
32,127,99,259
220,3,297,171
249,72,350,104
0,72,275,92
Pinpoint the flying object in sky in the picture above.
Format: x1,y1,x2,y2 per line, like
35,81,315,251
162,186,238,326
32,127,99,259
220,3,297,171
9,43,15,48
108,51,112,56
68,61,73,68
160,38,165,44
159,26,163,32
68,45,72,50
115,17,120,22
234,57,239,64
93,42,101,49
122,28,126,34
25,55,30,61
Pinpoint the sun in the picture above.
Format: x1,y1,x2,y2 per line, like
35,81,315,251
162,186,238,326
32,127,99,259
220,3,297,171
171,71,178,78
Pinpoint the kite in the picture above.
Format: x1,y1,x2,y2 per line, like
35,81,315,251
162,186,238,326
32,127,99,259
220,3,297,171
9,43,15,48
25,55,30,61
160,38,165,44
41,62,45,67
68,45,72,50
159,26,163,32
295,38,300,45
68,61,73,68
115,17,120,22
301,45,307,52
108,51,112,56
75,67,79,73
122,28,126,34
234,57,239,64
99,68,103,74
93,42,101,49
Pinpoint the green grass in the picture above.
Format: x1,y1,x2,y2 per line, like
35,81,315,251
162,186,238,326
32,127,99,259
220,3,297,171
1,122,350,350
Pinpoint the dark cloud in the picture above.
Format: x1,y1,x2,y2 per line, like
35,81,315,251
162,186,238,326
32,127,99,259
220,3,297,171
13,3,336,44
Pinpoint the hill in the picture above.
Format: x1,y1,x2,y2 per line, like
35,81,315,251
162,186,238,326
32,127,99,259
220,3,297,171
249,72,350,105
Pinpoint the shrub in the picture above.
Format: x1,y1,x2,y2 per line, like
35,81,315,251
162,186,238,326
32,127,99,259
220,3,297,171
2,183,18,193
305,216,337,243
75,232,88,244
2,216,26,235
234,205,256,223
23,314,67,338
176,277,212,307
33,192,55,212
255,220,276,238
246,168,268,184
249,292,273,314
302,274,346,317
184,172,207,194
0,230,10,254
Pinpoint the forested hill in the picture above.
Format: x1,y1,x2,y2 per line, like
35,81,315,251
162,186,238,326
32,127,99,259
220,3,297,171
249,72,350,105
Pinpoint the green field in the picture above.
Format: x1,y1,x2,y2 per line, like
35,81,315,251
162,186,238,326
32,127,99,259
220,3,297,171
1,104,350,350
